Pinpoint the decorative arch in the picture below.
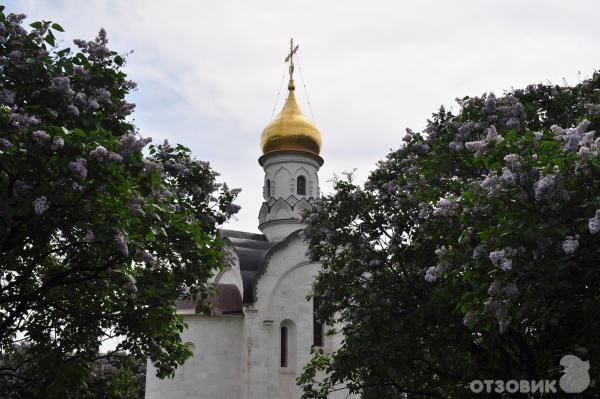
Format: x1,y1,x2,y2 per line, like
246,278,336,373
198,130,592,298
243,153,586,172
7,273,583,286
273,166,292,180
273,166,292,197
294,198,311,219
269,198,292,219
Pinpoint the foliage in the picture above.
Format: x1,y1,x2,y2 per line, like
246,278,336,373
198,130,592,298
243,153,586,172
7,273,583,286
300,73,600,397
0,7,239,395
0,344,145,399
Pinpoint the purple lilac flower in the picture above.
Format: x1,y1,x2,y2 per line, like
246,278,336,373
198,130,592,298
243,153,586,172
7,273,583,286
585,103,600,116
226,203,241,216
0,138,12,149
33,196,49,215
448,141,463,151
119,133,152,154
413,142,430,154
484,94,496,113
49,76,74,96
425,265,445,282
125,274,137,293
94,88,111,104
503,154,521,169
69,158,88,180
114,231,129,257
499,167,517,186
489,249,512,271
578,119,591,132
533,174,569,202
32,130,50,144
0,90,15,105
465,140,485,153
51,137,64,150
66,104,79,117
579,146,593,160
141,250,154,265
402,128,414,143
563,128,581,153
143,159,163,174
107,151,123,163
485,125,503,143
481,173,501,195
432,198,454,217
84,229,95,243
10,112,40,128
562,235,579,255
505,117,520,130
88,99,100,110
74,65,88,77
551,125,565,137
129,196,146,217
581,131,594,147
589,210,600,234
90,145,108,161
118,101,136,115
74,92,87,105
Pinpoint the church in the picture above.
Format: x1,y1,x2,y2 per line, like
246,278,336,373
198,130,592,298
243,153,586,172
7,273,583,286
145,42,349,399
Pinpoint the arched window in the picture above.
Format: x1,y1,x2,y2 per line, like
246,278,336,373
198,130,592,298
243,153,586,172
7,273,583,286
313,296,324,347
280,326,288,367
296,175,306,196
266,179,271,197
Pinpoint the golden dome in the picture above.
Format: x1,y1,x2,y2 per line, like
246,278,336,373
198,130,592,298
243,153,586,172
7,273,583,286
261,82,322,156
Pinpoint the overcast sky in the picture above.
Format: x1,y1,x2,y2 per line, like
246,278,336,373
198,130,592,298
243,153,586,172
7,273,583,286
6,0,600,233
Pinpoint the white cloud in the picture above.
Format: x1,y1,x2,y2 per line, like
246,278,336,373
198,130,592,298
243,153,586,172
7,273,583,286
7,0,600,232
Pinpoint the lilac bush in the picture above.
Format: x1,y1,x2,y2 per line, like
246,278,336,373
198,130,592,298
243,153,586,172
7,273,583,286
300,70,600,396
0,7,239,396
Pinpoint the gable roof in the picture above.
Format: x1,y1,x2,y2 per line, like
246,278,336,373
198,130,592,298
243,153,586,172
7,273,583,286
220,229,276,304
220,228,303,304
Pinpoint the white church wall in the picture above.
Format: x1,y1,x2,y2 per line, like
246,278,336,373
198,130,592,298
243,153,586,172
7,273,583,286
145,315,244,399
240,234,320,398
261,152,320,199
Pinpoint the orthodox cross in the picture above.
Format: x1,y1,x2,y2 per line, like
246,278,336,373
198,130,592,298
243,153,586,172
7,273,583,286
284,38,299,84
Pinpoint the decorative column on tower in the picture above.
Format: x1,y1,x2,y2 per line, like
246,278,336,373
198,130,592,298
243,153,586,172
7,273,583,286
258,39,323,242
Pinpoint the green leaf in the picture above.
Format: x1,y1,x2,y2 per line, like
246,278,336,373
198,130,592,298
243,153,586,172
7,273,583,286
29,21,43,29
57,47,71,57
44,31,56,47
114,55,124,66
72,128,86,138
51,23,64,32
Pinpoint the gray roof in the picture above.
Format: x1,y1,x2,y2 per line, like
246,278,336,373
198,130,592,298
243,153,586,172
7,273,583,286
220,228,302,304
220,229,276,304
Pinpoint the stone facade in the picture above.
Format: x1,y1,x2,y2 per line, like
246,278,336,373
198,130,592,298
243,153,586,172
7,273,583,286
145,231,349,399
